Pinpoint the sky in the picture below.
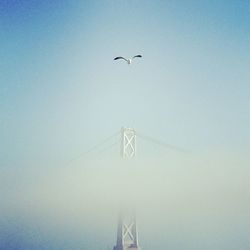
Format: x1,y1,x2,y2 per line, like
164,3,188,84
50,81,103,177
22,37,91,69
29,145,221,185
0,0,250,249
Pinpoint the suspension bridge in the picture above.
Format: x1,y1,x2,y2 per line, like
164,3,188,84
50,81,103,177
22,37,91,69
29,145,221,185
69,127,187,250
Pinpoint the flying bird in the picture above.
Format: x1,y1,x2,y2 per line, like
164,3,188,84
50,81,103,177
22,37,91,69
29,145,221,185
114,55,142,64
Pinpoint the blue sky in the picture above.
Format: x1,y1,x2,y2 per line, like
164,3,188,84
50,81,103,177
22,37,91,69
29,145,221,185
0,0,250,249
1,0,249,164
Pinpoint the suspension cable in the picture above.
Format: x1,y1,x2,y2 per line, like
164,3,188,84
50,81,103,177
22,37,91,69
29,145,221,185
68,131,120,163
136,132,189,153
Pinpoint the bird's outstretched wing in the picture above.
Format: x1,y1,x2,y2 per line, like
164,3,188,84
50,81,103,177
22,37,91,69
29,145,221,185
114,56,127,61
132,55,142,59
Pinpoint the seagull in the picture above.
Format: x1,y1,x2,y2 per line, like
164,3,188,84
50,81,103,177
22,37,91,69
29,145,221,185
114,55,142,64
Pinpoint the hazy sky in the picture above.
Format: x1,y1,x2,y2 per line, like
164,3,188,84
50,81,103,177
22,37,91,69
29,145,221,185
0,1,249,249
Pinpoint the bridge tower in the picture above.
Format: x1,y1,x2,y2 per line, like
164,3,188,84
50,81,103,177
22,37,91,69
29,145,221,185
113,127,141,250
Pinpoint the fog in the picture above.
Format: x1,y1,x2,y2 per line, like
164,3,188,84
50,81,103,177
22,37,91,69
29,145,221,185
1,0,249,249
1,147,249,249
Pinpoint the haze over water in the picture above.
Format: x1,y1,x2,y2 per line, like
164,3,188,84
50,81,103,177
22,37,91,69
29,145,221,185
1,1,249,249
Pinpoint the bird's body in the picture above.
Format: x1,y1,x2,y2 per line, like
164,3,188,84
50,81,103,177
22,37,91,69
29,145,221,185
114,55,142,64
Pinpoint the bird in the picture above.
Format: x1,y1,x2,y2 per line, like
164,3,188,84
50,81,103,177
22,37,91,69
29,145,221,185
114,55,142,64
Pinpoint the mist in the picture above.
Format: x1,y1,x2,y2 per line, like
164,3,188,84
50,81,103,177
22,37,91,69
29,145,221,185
1,147,249,249
1,0,249,249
